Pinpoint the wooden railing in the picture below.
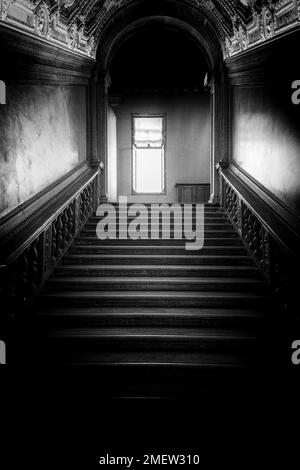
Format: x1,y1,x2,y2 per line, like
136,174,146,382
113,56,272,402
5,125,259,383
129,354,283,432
0,168,101,319
217,162,299,325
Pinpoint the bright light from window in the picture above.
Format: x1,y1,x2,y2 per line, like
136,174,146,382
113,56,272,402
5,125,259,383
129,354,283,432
133,116,165,194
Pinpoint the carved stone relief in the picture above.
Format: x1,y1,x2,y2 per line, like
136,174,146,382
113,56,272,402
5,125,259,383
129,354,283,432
35,2,49,38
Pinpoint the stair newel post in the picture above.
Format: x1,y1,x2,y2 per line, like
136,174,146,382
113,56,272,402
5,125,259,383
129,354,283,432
93,168,103,212
215,162,228,209
97,72,110,203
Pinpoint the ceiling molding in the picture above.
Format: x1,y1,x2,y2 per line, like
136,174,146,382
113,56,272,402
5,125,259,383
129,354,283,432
0,0,299,60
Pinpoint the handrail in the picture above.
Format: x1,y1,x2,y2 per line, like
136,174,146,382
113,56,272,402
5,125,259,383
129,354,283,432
218,165,300,258
2,168,99,266
217,162,299,321
0,166,101,313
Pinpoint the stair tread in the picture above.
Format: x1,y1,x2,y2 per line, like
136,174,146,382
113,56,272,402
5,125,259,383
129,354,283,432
72,245,243,250
56,265,258,271
86,223,233,227
81,229,236,233
75,237,242,244
44,326,261,339
37,307,270,318
41,290,270,299
64,254,250,259
49,276,264,284
57,350,254,367
90,216,228,220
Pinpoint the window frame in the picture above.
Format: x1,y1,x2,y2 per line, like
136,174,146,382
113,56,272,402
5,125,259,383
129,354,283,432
131,113,167,195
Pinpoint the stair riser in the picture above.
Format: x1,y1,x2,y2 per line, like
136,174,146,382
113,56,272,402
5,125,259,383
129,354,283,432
87,223,233,230
47,281,265,293
55,267,259,278
63,257,254,266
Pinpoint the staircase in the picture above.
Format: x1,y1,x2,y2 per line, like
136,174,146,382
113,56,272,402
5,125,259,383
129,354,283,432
32,203,274,397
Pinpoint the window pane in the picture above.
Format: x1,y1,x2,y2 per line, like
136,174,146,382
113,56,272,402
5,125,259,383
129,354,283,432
134,117,163,148
135,148,163,193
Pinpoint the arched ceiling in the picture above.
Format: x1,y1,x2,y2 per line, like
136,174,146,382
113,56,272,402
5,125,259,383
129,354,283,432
62,0,249,38
108,25,210,91
1,0,299,60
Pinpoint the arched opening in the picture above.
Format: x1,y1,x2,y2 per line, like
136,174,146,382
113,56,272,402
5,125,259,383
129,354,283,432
93,9,226,204
105,25,211,203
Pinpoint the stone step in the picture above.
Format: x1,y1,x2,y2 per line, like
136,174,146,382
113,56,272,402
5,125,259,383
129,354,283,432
37,326,264,357
37,307,270,329
93,204,221,211
38,290,271,308
86,223,234,232
63,254,254,266
55,265,260,278
32,201,274,382
24,356,270,397
33,327,268,373
90,215,229,222
74,237,243,246
69,245,247,256
46,276,266,293
80,229,238,242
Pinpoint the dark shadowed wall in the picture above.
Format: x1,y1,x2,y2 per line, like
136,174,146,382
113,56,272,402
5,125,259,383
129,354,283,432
115,92,211,203
0,84,87,215
229,30,300,216
232,85,300,213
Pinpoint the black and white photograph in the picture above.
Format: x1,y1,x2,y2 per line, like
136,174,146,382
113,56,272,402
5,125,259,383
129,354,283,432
0,0,299,466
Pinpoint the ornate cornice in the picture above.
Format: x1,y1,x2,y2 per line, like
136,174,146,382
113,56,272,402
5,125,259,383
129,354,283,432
225,0,300,58
0,0,299,60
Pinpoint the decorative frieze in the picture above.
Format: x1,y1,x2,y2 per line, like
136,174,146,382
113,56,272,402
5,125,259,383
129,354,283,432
0,1,299,60
226,0,300,58
35,2,50,38
0,0,94,57
0,0,10,21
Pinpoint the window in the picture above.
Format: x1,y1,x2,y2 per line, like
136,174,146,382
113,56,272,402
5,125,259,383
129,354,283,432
132,115,166,194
